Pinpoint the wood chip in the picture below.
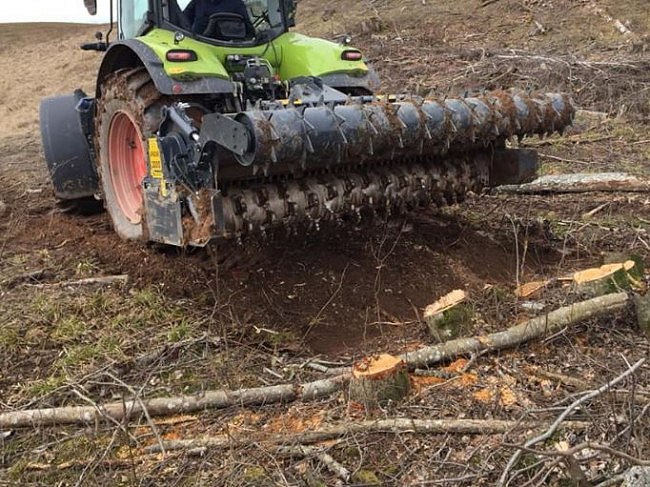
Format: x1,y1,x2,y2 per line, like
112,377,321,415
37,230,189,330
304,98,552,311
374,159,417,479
515,280,550,298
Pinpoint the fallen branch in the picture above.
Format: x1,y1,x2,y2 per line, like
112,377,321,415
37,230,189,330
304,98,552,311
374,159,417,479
400,292,629,369
279,445,350,482
494,173,650,195
28,275,129,289
539,153,601,166
511,441,650,467
0,375,348,429
498,358,646,486
145,418,592,454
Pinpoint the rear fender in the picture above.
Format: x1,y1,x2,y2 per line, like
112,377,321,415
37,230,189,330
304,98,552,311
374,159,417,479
96,39,234,97
39,90,98,200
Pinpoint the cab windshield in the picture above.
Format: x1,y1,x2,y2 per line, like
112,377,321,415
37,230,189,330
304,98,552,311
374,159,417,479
168,0,286,43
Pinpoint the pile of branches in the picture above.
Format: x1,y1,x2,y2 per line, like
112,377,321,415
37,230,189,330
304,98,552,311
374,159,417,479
456,50,650,120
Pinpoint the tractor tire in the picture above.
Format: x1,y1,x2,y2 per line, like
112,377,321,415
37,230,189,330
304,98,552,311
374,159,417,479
95,67,165,240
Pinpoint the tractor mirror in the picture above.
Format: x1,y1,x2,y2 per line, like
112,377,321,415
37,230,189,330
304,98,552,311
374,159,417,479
84,0,97,15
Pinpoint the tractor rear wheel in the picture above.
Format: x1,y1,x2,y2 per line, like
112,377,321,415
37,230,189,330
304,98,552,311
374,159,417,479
96,67,164,240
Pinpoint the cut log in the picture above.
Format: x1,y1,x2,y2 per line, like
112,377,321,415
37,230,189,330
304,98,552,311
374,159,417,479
348,354,410,409
424,290,472,340
494,173,650,194
573,260,643,297
0,375,349,429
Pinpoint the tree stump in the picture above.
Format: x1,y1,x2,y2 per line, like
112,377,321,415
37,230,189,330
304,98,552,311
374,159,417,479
424,290,472,340
348,354,410,410
572,260,643,297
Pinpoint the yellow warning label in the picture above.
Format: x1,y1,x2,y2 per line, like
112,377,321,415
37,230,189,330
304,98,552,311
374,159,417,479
168,67,186,75
147,138,163,179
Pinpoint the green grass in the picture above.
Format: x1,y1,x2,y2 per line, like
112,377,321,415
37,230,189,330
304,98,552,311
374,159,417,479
25,374,67,397
1,283,206,395
74,258,100,277
52,316,88,343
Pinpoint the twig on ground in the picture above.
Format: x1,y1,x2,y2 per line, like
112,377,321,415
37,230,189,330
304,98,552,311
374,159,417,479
524,366,587,389
104,372,166,455
539,153,602,166
278,445,350,482
27,275,129,289
582,202,612,219
523,134,614,147
498,358,646,486
510,441,650,466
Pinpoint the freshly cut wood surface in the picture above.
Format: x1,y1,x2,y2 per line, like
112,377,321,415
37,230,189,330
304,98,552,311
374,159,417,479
574,261,635,284
424,290,468,317
350,354,410,409
515,280,550,298
353,354,405,379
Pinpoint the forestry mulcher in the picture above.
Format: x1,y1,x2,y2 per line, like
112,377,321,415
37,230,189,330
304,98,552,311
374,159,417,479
40,0,575,247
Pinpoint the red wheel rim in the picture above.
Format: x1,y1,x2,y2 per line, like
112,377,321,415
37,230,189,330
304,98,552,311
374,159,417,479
108,111,147,224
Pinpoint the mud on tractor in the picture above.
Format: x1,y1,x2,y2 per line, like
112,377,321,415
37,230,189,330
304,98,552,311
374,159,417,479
40,0,575,247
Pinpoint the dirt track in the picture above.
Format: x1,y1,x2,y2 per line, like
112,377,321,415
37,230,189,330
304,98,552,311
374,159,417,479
0,1,649,485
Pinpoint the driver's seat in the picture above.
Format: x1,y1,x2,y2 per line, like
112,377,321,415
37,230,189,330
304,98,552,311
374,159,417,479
204,12,256,40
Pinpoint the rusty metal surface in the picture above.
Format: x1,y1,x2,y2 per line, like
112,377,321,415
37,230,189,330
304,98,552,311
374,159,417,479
217,153,492,236
236,91,574,173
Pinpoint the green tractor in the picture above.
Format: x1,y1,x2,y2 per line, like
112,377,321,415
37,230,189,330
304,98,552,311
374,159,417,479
40,0,574,247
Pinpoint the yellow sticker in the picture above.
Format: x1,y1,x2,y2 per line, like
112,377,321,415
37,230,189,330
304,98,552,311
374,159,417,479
168,67,186,75
147,138,163,179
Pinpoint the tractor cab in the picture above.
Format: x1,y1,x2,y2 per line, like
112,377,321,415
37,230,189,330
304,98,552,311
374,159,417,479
166,0,295,44
93,0,296,45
